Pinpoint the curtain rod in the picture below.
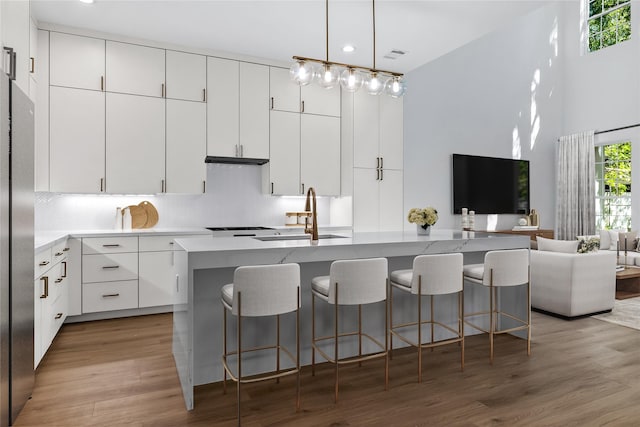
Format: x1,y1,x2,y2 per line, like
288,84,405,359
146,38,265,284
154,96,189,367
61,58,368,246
595,123,640,135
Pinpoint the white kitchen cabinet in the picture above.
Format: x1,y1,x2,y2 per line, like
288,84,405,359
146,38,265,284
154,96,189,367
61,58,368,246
29,17,37,99
207,58,269,159
105,92,165,194
269,111,300,195
300,114,341,196
1,0,30,94
35,30,50,192
105,41,165,97
239,62,269,159
139,251,174,308
353,91,403,170
49,32,105,91
49,86,105,193
82,281,139,313
301,83,340,117
270,67,300,113
353,168,403,232
207,57,239,157
166,50,206,102
166,99,206,193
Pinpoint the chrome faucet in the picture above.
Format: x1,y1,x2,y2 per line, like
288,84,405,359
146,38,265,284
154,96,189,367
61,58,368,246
304,187,318,242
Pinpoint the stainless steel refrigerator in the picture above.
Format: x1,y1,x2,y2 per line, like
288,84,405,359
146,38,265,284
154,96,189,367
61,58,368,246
0,47,35,427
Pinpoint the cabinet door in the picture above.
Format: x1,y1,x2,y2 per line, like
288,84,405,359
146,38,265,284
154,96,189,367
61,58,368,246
106,41,165,97
301,84,340,117
35,30,50,192
106,93,165,194
2,0,30,94
379,95,403,170
50,87,105,193
166,99,206,193
378,169,404,231
166,50,206,102
301,114,341,196
353,168,380,232
269,67,300,113
29,18,37,83
269,111,300,195
239,62,269,158
353,90,379,169
34,277,44,367
207,57,239,156
50,32,105,91
139,251,174,308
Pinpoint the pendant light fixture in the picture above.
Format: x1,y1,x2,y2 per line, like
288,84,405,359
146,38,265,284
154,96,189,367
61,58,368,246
290,0,406,98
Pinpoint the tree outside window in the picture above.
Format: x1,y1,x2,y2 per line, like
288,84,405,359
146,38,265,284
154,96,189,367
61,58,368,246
588,0,631,52
595,141,631,230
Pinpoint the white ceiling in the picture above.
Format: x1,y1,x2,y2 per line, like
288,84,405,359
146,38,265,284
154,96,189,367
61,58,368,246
31,0,550,73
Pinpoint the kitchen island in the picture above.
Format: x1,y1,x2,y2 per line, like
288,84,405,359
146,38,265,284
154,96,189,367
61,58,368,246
172,230,530,410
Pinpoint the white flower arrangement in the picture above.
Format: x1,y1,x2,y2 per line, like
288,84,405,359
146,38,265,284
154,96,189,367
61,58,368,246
407,207,438,227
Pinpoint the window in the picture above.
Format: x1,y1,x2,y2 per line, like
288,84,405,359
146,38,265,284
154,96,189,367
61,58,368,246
588,0,631,52
595,141,631,230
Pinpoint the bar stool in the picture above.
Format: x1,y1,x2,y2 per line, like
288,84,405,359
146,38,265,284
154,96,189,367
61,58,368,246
463,249,530,363
389,253,464,382
221,263,301,423
311,257,389,403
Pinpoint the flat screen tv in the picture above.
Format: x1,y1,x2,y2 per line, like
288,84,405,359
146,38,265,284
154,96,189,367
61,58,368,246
452,154,529,214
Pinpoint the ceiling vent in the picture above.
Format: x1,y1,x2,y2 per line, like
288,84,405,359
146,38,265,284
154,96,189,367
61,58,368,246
383,49,407,60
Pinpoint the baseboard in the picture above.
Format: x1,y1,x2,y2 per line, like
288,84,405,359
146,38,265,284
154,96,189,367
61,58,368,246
64,305,173,323
532,307,612,320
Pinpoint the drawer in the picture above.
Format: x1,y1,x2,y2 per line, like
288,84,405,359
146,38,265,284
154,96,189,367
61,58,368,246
82,253,138,283
34,248,52,279
139,235,187,252
49,292,68,341
82,236,138,255
82,280,138,313
51,239,70,264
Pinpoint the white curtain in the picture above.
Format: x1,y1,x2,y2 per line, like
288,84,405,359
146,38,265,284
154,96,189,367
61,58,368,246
556,131,596,240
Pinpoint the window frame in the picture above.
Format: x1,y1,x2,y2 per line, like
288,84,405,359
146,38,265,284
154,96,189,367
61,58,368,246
595,141,632,231
587,0,631,52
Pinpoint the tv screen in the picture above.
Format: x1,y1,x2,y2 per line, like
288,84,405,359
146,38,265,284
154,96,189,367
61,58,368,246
452,154,529,214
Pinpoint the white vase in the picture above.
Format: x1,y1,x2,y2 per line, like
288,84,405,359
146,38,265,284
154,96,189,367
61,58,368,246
417,224,431,235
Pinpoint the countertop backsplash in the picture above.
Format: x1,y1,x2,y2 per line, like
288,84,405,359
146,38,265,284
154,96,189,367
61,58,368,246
35,164,339,232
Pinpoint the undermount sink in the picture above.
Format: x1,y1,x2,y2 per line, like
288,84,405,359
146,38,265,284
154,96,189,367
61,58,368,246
253,234,348,242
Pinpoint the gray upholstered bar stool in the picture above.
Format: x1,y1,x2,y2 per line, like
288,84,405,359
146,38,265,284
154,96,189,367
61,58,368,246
463,249,530,363
221,263,301,424
310,257,389,403
389,253,464,383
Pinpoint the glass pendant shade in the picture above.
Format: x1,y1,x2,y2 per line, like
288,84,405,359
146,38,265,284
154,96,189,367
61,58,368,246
339,68,364,92
289,61,314,86
384,77,407,98
316,63,340,89
365,72,385,96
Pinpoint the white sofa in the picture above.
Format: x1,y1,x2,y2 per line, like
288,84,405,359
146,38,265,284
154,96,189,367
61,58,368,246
598,229,640,266
530,250,616,318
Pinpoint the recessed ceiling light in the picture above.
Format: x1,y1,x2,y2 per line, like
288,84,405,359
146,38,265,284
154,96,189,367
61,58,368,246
79,0,94,4
342,45,355,53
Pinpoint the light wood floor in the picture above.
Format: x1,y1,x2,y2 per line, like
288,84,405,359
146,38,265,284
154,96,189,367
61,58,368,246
14,311,640,426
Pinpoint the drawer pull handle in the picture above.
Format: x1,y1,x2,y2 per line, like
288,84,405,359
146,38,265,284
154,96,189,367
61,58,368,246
40,276,49,299
39,260,49,266
54,251,64,256
55,278,63,283
55,313,63,319
102,265,120,270
102,293,120,298
102,244,121,248
63,247,70,252
62,261,67,278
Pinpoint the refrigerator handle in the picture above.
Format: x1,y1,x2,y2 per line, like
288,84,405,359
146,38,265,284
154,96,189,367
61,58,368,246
3,47,16,80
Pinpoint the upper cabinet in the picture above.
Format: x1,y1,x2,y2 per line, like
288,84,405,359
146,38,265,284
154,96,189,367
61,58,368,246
269,67,340,117
270,67,300,113
50,32,105,91
1,0,30,95
301,83,340,117
207,58,269,159
166,50,206,102
105,41,165,97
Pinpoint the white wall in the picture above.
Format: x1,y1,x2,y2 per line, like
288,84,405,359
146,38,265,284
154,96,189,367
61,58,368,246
35,164,336,231
404,3,563,231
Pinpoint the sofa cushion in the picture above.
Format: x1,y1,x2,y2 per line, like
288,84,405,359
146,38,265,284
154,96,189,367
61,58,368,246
576,235,600,253
537,236,579,253
599,229,625,251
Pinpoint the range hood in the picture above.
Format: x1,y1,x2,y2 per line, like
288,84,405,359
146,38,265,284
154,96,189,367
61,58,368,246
205,156,269,165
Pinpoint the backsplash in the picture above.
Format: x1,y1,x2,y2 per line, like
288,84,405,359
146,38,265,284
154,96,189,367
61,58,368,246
35,164,342,231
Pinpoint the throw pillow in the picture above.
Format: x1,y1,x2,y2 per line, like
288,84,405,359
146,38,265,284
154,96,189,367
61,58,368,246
599,229,625,250
576,235,600,253
537,236,579,253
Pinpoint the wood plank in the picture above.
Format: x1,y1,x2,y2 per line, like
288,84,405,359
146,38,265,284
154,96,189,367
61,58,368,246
14,312,640,426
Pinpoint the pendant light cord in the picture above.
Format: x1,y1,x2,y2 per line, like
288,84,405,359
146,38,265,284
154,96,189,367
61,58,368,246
325,0,329,62
372,0,376,70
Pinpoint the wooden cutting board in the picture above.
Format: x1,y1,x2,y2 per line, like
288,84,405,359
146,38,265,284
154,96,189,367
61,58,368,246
127,205,148,229
139,201,158,228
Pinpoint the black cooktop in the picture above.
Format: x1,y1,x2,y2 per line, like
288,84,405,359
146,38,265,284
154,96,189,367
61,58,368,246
206,226,274,231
